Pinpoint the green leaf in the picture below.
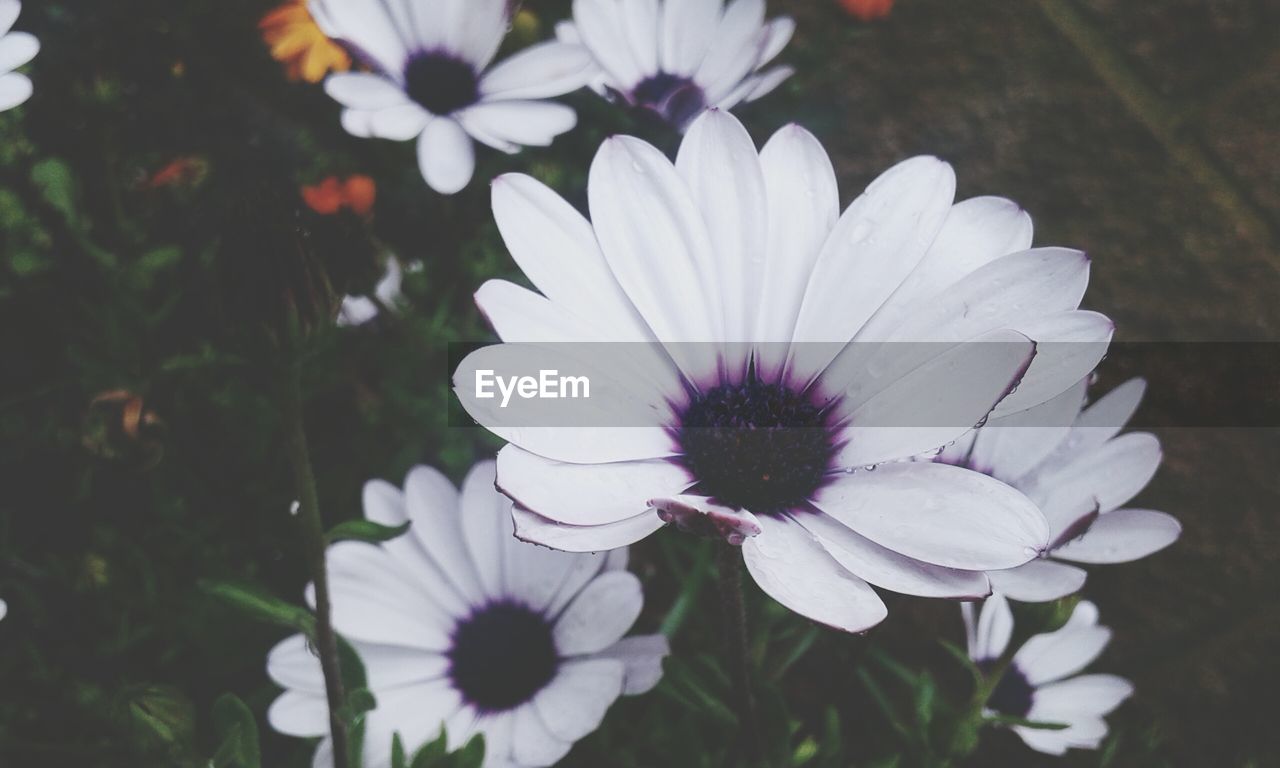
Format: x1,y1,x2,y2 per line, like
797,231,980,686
391,734,409,768
982,713,1070,730
31,157,79,224
199,580,315,634
211,693,261,768
327,519,412,545
409,732,449,768
914,671,937,730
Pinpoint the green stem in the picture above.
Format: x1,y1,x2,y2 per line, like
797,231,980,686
715,542,761,766
281,362,350,768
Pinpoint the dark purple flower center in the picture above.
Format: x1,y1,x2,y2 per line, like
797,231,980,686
631,72,707,127
676,374,837,514
980,661,1035,719
404,51,479,115
448,601,558,712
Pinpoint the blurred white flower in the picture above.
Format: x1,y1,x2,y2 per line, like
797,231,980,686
453,109,1113,633
310,0,595,194
266,460,668,768
963,594,1133,755
939,378,1180,601
338,257,404,327
0,597,7,622
0,0,39,112
559,0,794,129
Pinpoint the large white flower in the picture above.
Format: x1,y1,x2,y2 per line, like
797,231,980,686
0,0,38,112
266,461,669,768
963,594,1133,755
453,109,1115,632
559,0,794,129
939,377,1180,601
310,0,595,194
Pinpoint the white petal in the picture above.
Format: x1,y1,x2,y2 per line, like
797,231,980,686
443,0,509,67
404,465,487,605
973,593,1013,661
695,0,767,102
359,642,450,689
514,506,666,552
741,65,794,103
573,0,646,86
267,634,324,693
0,30,38,72
619,0,661,76
363,479,471,617
588,634,670,694
418,118,475,195
450,344,680,464
324,72,409,110
789,156,956,379
860,196,1035,340
0,0,19,37
311,739,334,768
1052,377,1147,460
1033,674,1134,717
798,512,991,598
475,279,597,341
480,41,595,100
754,124,840,376
367,102,431,141
588,135,723,376
742,514,887,633
676,109,768,349
965,378,1088,484
659,0,721,75
830,329,1036,468
1027,432,1162,515
545,551,611,616
512,704,573,765
554,571,643,655
268,691,329,737
1015,601,1111,685
0,71,31,111
1053,508,1180,564
533,658,626,742
311,542,453,649
812,463,1049,570
309,0,407,76
490,173,654,342
990,311,1114,417
458,460,510,599
362,682,462,764
457,100,577,148
497,445,691,526
868,248,1091,345
987,559,1087,602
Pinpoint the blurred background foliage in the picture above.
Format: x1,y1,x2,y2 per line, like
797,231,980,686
1,0,1277,766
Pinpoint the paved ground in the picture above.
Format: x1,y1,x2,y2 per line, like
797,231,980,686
779,1,1279,764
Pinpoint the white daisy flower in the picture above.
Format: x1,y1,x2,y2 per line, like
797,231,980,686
453,109,1115,632
310,0,596,194
962,594,1134,755
559,0,795,129
939,377,1180,602
266,460,669,768
338,257,405,327
0,0,39,112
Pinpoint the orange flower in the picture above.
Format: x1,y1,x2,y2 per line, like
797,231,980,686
839,0,895,22
259,0,350,83
302,175,376,216
142,156,208,189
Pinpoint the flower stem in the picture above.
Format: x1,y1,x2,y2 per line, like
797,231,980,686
715,541,761,766
281,362,350,768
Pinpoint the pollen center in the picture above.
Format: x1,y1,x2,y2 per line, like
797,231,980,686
448,601,559,713
981,661,1035,719
404,52,480,115
632,72,707,127
677,375,836,514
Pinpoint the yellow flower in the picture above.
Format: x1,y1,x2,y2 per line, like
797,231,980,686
259,0,350,83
